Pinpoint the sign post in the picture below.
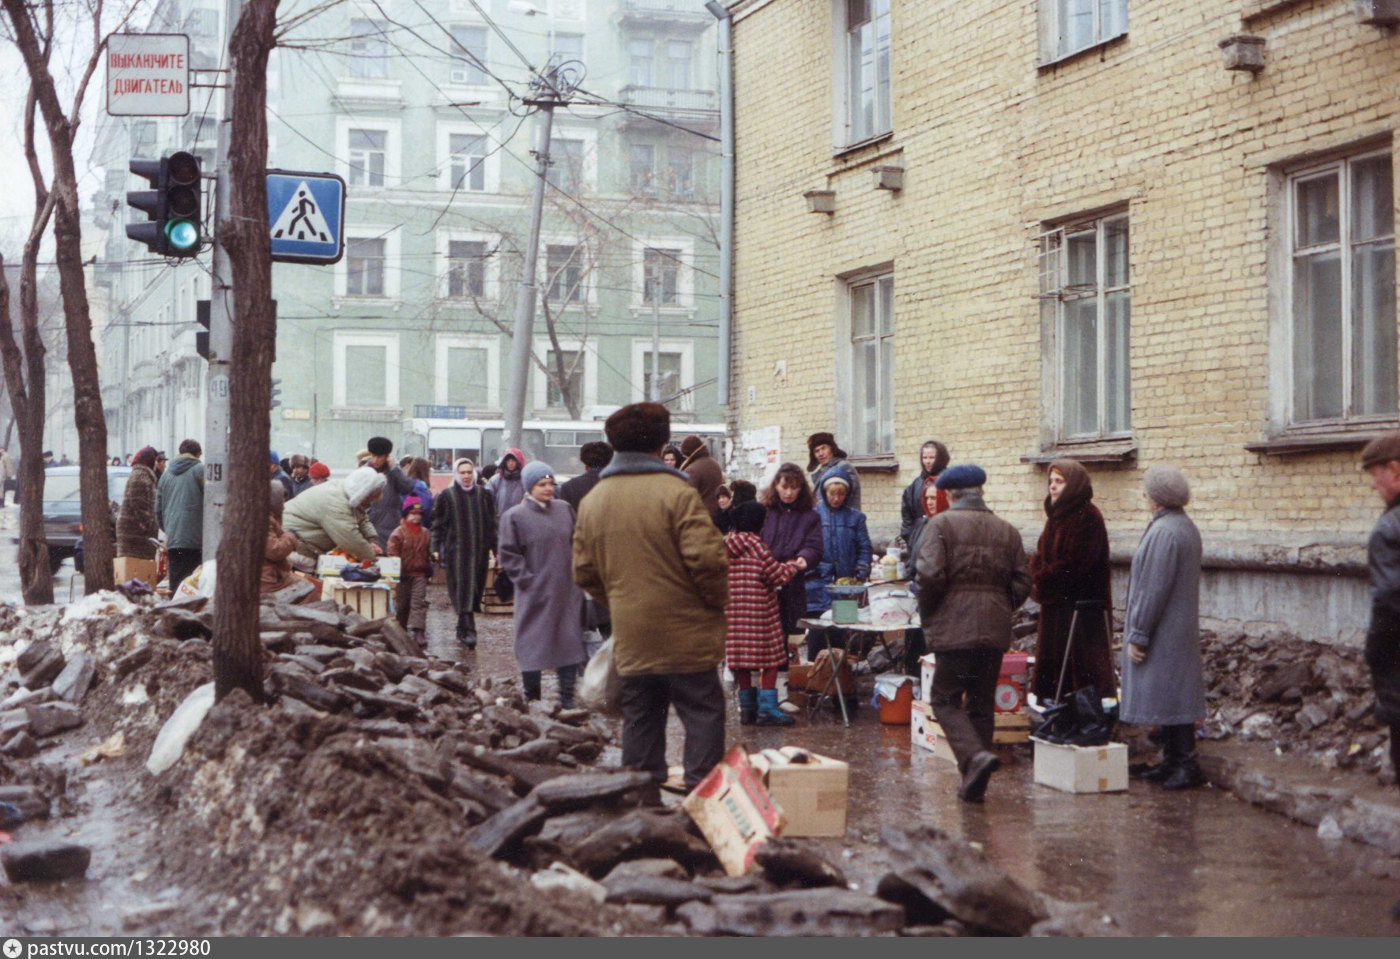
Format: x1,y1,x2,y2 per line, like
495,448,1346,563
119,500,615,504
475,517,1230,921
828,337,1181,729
106,34,190,117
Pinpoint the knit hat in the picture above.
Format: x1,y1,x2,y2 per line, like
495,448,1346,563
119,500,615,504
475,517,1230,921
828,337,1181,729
133,446,158,469
401,495,424,516
269,450,280,465
1143,464,1190,509
935,463,987,491
1361,431,1400,470
367,436,393,456
343,466,387,509
731,500,767,534
308,461,330,480
605,402,671,453
521,460,555,492
806,432,848,472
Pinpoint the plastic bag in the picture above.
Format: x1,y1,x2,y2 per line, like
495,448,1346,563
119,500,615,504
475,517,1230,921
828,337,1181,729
578,636,621,716
146,682,216,775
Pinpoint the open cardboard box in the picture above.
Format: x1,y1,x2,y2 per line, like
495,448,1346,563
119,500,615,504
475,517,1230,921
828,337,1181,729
749,747,849,838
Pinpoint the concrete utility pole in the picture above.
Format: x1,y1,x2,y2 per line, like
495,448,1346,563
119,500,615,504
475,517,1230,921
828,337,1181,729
202,0,241,556
502,68,566,452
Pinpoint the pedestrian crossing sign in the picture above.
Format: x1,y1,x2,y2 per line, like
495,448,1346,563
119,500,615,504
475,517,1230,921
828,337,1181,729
267,170,346,264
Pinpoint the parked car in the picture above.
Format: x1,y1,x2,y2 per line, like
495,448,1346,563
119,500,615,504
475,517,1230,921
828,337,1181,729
14,466,130,573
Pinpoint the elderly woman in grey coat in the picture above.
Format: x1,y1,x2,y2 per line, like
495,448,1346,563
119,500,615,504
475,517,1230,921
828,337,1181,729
497,460,588,707
1121,465,1205,790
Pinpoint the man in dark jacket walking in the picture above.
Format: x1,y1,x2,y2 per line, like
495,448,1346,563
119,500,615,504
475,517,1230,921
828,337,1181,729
365,435,416,550
1361,433,1400,799
157,439,205,592
916,464,1031,803
559,441,612,510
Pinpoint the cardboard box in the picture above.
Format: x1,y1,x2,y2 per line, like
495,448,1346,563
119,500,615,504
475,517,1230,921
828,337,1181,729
1032,738,1128,794
750,747,849,838
994,711,1031,744
113,556,158,585
330,583,392,620
682,745,785,876
910,699,956,763
919,654,937,703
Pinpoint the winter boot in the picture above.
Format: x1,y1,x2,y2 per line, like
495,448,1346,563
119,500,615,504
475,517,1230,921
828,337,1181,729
1162,759,1204,790
958,751,1000,804
756,688,794,726
737,687,758,726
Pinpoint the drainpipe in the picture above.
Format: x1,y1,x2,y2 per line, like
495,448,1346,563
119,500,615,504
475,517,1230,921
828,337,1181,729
705,0,734,408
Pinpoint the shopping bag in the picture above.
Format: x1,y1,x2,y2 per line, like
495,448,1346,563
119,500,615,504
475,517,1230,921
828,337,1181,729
578,636,621,715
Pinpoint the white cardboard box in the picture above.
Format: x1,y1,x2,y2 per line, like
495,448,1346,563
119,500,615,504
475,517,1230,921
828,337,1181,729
749,747,849,838
918,653,937,704
1032,738,1128,794
910,699,956,764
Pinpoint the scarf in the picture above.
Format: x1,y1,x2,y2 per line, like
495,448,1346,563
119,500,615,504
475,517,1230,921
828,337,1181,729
453,457,477,492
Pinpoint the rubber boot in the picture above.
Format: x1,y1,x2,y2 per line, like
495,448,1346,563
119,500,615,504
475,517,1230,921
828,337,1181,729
737,687,758,726
756,688,794,727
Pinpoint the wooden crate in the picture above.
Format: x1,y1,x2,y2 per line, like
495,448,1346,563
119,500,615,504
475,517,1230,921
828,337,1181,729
330,584,391,620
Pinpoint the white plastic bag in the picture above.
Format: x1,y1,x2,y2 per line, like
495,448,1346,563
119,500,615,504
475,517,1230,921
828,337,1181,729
578,636,621,715
146,682,216,775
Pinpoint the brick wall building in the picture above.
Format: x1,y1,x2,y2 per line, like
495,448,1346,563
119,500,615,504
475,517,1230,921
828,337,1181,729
726,0,1400,645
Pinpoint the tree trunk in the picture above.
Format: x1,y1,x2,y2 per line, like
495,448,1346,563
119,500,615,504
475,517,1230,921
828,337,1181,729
1,0,114,594
212,0,278,702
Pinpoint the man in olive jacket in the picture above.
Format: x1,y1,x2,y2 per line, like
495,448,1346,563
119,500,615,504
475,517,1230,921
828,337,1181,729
573,402,729,789
916,464,1031,803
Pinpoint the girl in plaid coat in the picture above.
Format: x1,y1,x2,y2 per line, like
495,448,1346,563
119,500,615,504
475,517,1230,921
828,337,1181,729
725,501,800,726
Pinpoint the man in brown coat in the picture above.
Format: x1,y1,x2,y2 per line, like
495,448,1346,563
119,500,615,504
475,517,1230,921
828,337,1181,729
573,403,729,789
916,464,1031,803
678,434,724,515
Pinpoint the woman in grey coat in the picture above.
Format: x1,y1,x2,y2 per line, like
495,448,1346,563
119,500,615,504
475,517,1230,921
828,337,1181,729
497,460,587,707
1121,464,1205,790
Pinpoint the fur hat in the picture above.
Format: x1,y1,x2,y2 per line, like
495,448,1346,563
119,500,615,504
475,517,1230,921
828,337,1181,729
605,402,671,454
289,454,310,469
730,500,767,534
343,466,387,509
367,436,393,457
579,441,613,470
308,461,330,480
1361,431,1400,470
935,463,987,491
522,460,555,492
1143,464,1190,509
680,434,705,457
806,432,848,472
133,447,158,469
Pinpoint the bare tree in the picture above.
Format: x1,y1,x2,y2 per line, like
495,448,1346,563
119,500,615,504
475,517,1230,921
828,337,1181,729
0,0,134,595
212,0,278,702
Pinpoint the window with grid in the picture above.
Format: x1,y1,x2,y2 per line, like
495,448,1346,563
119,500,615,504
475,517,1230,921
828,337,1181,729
349,19,389,79
546,244,584,302
629,39,653,86
644,351,683,402
444,346,489,408
843,0,891,146
1289,151,1395,425
450,25,488,85
553,32,584,66
346,237,387,296
348,129,386,188
1039,212,1130,441
546,350,582,408
666,148,693,198
643,248,681,305
630,144,656,195
449,133,487,191
1039,0,1128,64
345,344,388,405
547,138,584,194
666,40,691,90
847,273,894,456
447,240,487,298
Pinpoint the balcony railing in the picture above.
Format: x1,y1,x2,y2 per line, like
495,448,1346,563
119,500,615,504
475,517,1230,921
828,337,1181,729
619,0,712,28
618,85,718,124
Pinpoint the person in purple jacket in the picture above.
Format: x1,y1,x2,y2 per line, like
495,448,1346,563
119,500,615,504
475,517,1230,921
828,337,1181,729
760,462,824,642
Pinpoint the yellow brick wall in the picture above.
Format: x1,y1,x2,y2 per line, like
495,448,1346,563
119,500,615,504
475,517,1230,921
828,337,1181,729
729,0,1400,552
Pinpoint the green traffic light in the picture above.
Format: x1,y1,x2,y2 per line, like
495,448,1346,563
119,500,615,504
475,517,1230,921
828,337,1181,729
166,219,200,252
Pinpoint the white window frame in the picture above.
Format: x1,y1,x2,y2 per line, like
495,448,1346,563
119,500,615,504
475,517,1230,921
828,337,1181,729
629,338,695,405
532,337,598,411
1037,209,1132,444
336,228,401,300
834,266,895,459
830,0,892,152
629,38,653,86
336,117,401,191
333,331,400,409
666,39,692,90
632,237,695,310
448,23,490,87
436,230,501,301
540,234,596,307
348,17,389,79
436,121,500,193
434,333,501,409
552,31,585,66
1037,0,1128,66
545,127,597,194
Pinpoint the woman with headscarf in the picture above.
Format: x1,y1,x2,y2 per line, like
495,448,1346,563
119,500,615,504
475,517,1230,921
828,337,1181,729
497,460,587,707
117,446,160,562
901,482,943,674
1120,465,1205,790
1029,458,1117,706
661,444,682,470
900,440,949,544
760,463,824,640
431,458,498,648
489,447,527,604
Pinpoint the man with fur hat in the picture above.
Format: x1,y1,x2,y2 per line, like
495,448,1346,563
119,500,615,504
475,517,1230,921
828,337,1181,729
679,434,725,514
287,455,313,499
1360,433,1400,799
364,435,417,551
916,464,1031,803
807,431,861,510
573,402,729,790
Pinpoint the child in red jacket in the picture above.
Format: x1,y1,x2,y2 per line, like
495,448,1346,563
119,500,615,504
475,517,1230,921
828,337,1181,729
724,500,799,726
388,497,431,646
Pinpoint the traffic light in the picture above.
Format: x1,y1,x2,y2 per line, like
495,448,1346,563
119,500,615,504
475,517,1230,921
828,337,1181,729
195,299,210,360
270,378,282,409
126,151,203,258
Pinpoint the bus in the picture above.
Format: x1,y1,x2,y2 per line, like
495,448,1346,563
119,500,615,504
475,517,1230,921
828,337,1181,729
401,411,727,490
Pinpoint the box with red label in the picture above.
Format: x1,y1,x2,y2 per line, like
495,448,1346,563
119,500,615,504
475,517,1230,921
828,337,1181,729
910,699,956,764
682,744,786,876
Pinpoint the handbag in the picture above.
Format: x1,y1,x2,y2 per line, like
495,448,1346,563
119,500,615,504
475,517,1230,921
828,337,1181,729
578,636,621,716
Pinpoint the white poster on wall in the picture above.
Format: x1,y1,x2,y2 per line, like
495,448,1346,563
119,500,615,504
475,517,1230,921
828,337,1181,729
734,426,782,489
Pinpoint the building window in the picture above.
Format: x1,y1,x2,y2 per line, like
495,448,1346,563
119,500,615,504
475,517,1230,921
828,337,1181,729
334,332,398,408
450,25,488,85
435,334,499,409
842,0,891,146
349,19,388,79
666,147,693,198
547,138,584,194
545,350,583,409
1039,212,1130,441
629,39,653,86
546,244,585,303
666,40,691,89
449,133,487,191
1039,0,1128,65
642,248,681,305
348,129,386,188
630,339,695,407
1289,151,1395,425
346,237,387,296
644,352,682,402
630,144,655,195
846,273,894,456
447,240,488,298
553,32,584,66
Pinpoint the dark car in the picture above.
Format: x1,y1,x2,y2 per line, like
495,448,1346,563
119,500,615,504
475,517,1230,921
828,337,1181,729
14,466,131,573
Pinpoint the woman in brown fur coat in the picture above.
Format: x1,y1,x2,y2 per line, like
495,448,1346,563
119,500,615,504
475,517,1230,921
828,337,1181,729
1029,458,1118,704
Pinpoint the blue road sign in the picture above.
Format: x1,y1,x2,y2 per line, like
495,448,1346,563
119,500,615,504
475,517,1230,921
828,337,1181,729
267,170,346,264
